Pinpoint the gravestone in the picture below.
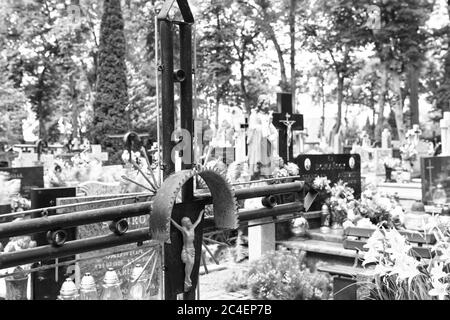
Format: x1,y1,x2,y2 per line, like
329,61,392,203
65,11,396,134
0,166,44,199
57,193,159,297
351,146,373,175
211,147,235,164
421,156,450,205
296,154,362,198
412,141,430,177
12,152,38,167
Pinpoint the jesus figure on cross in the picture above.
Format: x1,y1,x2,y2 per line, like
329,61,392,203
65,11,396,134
170,210,204,292
279,113,296,161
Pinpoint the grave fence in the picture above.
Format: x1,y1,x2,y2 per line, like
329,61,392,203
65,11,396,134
0,180,311,299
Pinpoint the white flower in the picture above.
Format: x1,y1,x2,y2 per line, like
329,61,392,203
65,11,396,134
429,279,449,300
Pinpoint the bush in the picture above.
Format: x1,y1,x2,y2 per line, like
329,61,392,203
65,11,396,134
225,269,249,293
247,249,332,300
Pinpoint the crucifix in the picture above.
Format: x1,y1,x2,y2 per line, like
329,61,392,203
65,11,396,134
272,93,304,162
240,114,249,158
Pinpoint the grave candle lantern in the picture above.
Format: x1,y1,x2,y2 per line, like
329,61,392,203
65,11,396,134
100,268,123,300
432,183,447,207
80,273,98,300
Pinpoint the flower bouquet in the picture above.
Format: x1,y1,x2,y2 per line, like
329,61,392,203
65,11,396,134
327,181,358,228
399,138,418,182
357,185,404,229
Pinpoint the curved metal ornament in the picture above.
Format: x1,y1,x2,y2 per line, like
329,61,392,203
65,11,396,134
150,169,238,243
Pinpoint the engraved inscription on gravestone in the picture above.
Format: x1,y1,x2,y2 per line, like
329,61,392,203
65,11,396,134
296,154,362,198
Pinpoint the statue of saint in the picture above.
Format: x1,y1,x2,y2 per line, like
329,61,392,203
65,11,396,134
247,107,263,174
170,211,204,292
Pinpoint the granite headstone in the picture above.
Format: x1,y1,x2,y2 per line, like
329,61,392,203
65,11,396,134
0,166,44,199
296,154,362,198
421,156,450,205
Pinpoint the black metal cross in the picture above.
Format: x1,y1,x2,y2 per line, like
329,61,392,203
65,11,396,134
272,93,303,162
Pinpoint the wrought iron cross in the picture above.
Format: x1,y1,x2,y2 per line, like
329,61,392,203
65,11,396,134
272,93,303,163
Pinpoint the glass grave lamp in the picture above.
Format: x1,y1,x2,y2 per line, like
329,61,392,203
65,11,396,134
432,183,447,207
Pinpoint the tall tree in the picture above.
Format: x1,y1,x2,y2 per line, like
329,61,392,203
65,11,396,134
303,0,371,136
89,0,129,164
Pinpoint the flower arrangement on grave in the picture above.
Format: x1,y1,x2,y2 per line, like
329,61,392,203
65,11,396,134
311,176,332,200
358,225,450,300
10,194,31,213
247,249,332,300
327,180,358,228
356,186,405,229
272,161,299,180
291,216,309,237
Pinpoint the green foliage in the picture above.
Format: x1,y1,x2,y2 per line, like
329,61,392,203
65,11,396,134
225,269,249,293
247,249,332,300
90,0,129,164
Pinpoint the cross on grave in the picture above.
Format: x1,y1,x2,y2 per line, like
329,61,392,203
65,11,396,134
272,93,303,162
240,116,249,157
88,145,109,163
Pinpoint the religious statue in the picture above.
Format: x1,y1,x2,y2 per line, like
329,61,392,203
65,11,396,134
247,96,279,174
170,210,204,292
247,107,263,174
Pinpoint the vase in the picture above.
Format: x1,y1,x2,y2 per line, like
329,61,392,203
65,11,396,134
5,276,28,300
384,165,393,183
320,204,331,233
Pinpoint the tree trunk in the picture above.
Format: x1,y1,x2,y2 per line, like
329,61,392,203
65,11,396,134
407,64,419,125
215,88,220,128
335,75,344,134
375,62,388,142
289,0,296,108
239,56,249,110
391,71,406,141
320,74,326,138
268,29,288,91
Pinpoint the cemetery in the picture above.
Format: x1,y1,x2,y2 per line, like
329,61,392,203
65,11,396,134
1,0,450,303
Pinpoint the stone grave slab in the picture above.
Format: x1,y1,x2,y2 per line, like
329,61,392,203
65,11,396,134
296,154,362,198
0,166,44,199
421,156,450,205
56,193,159,297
